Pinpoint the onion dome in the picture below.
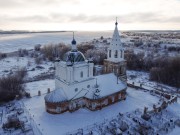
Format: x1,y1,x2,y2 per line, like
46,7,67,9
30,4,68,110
63,51,85,64
71,38,76,45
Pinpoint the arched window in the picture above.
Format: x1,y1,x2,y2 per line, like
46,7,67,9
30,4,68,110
121,50,123,58
109,50,111,58
80,71,83,78
115,50,118,58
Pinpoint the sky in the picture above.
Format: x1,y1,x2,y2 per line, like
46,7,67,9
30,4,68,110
0,0,180,31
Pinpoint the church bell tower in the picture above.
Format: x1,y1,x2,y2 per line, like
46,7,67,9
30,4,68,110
104,18,127,82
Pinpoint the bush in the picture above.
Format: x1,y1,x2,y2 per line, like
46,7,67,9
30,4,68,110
41,43,70,61
18,49,28,57
35,56,43,65
0,52,7,59
0,68,26,102
134,40,143,47
168,46,180,52
25,92,31,98
77,44,94,54
150,57,180,87
34,44,41,51
125,51,145,70
85,49,106,65
16,67,27,79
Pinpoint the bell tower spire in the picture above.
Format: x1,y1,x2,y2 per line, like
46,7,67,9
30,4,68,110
107,18,124,62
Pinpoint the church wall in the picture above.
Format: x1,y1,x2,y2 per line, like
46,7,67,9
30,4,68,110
64,78,96,100
55,77,96,100
88,63,94,78
103,59,127,79
73,65,90,82
55,63,67,81
45,88,127,114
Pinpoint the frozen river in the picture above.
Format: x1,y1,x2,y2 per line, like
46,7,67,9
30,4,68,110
0,31,112,53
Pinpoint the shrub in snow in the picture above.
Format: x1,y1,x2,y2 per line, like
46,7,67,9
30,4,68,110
18,49,28,57
77,44,94,54
0,52,7,59
41,43,70,61
34,44,41,51
38,91,41,96
35,56,43,65
0,68,26,102
100,36,104,40
25,92,31,98
85,49,106,65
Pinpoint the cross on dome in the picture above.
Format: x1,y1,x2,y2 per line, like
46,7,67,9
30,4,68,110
71,32,77,51
115,17,118,26
71,32,76,45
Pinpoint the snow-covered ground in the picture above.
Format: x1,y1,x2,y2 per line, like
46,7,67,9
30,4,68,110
0,57,30,77
127,70,178,93
0,56,54,79
25,79,55,97
0,75,179,135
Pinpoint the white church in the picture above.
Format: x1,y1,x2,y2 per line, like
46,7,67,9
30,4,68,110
44,20,127,114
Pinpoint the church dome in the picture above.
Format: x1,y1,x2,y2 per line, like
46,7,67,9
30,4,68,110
44,89,67,103
63,50,86,64
71,38,76,45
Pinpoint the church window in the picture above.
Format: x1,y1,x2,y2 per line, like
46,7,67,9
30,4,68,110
104,99,108,105
75,88,78,92
112,96,115,102
80,71,83,78
119,94,121,99
87,85,90,88
109,50,111,58
56,107,61,113
92,103,96,109
115,50,118,58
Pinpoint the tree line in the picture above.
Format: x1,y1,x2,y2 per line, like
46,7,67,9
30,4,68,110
125,51,180,87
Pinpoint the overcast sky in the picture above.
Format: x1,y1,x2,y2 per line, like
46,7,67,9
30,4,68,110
0,0,180,31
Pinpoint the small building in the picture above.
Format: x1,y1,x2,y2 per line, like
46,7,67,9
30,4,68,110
44,20,127,114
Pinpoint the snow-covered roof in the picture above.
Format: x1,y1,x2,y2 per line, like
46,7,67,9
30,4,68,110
46,73,126,102
44,88,67,103
94,73,126,97
64,73,127,100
